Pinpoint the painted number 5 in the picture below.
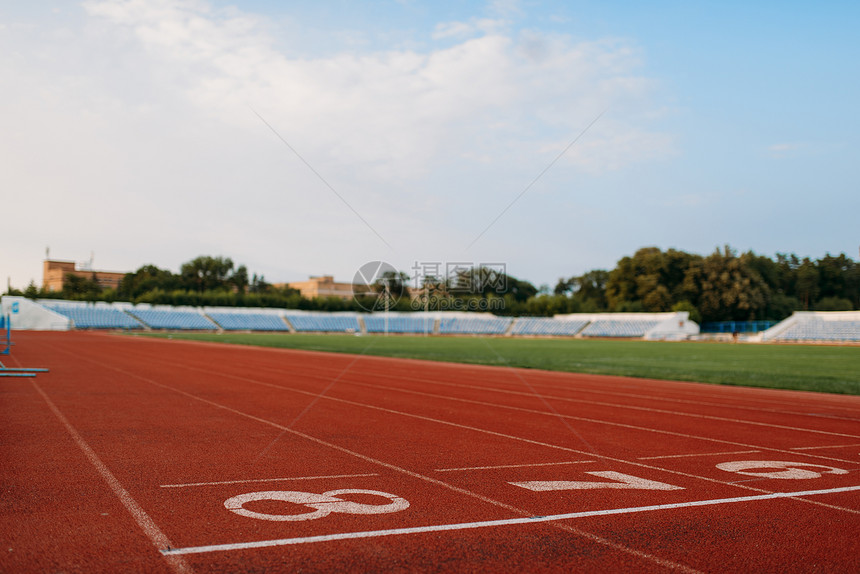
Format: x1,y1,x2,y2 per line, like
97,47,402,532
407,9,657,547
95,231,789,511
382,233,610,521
716,460,848,480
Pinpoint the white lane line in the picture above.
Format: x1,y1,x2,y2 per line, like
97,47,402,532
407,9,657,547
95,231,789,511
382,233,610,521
271,361,860,423
637,450,760,461
161,473,379,488
69,353,702,574
31,380,193,574
123,350,860,516
340,379,860,466
435,460,595,472
162,485,860,556
346,378,860,440
790,443,860,451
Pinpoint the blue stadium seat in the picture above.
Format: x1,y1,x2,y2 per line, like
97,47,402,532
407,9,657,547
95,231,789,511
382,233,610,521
43,303,143,330
126,308,218,330
510,318,589,336
285,314,360,333
580,320,659,338
773,320,860,342
207,312,289,331
438,316,512,335
364,315,435,334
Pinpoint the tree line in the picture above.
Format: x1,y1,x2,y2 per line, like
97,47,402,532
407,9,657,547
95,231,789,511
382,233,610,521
5,248,858,323
547,246,858,323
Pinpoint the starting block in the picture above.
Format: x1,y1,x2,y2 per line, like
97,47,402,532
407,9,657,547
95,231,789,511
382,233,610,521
0,314,49,377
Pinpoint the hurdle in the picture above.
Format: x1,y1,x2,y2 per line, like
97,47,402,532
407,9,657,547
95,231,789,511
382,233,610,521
0,314,49,377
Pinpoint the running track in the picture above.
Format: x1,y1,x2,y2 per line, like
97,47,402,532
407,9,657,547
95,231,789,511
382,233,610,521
2,331,859,573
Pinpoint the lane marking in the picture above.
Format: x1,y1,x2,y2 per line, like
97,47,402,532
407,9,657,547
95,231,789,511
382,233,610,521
273,360,860,423
224,489,409,522
109,349,860,515
790,443,860,451
435,460,595,472
163,485,860,556
63,349,704,573
344,378,860,440
637,450,760,460
160,473,378,488
512,471,684,492
335,378,860,466
114,341,860,465
47,339,858,573
253,350,374,465
716,461,849,480
190,343,858,422
31,380,193,574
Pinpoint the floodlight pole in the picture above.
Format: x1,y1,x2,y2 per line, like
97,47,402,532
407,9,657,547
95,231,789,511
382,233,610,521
384,281,390,336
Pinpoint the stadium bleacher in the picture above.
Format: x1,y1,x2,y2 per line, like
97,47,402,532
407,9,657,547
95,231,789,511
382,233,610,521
207,311,289,331
510,317,589,336
126,308,218,330
1,297,745,341
774,320,860,341
285,314,361,333
580,319,660,338
438,316,513,335
761,312,860,342
364,315,435,334
42,303,142,330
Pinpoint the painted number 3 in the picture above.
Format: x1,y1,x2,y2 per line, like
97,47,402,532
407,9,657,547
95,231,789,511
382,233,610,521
224,489,410,522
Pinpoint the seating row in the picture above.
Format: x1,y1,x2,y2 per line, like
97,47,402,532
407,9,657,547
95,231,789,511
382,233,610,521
285,315,360,333
580,320,660,338
207,312,290,331
43,304,143,330
511,318,590,336
771,320,860,342
26,301,860,341
126,309,218,330
439,317,512,335
364,316,435,334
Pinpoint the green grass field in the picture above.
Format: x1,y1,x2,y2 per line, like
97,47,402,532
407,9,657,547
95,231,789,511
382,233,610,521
139,332,860,396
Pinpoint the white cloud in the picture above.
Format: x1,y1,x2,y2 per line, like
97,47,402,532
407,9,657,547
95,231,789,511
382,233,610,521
432,21,476,40
767,142,802,158
79,0,668,179
1,0,673,288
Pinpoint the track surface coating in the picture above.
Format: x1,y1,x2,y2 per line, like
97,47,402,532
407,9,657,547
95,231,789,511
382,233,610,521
2,331,859,573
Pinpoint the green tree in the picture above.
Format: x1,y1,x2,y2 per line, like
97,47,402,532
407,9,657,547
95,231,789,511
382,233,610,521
671,300,701,324
814,297,853,311
180,256,235,292
62,273,102,300
448,266,537,307
249,273,271,294
371,270,411,299
118,265,180,299
23,281,40,299
795,258,819,310
230,265,250,295
606,254,637,310
816,253,858,308
606,247,699,312
683,246,768,322
557,269,609,310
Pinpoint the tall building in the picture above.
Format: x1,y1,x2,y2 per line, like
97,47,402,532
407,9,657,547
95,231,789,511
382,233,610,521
42,259,126,292
284,275,371,301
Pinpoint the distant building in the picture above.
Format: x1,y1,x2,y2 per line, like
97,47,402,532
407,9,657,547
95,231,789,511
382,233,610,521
42,259,126,292
283,275,372,301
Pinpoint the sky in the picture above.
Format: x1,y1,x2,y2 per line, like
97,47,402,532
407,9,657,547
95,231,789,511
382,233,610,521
2,0,858,292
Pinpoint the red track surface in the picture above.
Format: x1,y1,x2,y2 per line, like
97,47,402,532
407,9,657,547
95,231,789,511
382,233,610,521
2,331,859,573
